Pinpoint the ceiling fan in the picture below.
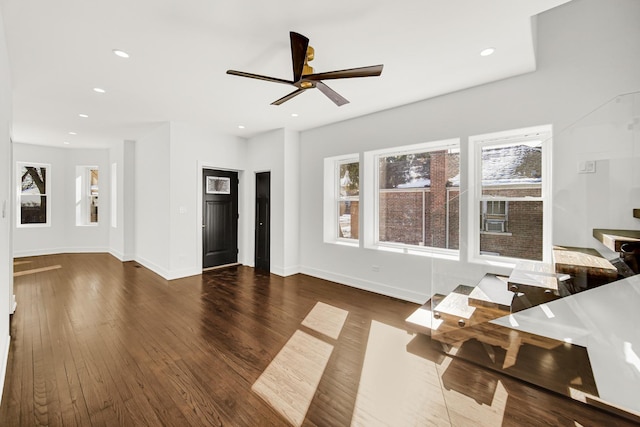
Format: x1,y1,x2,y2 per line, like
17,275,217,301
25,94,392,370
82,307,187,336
226,32,383,106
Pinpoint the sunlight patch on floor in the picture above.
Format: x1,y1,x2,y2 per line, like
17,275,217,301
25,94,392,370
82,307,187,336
350,320,450,426
437,357,508,426
13,265,62,277
301,301,349,339
252,330,333,426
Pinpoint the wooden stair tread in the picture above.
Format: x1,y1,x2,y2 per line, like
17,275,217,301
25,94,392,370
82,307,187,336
592,229,640,252
468,274,514,311
553,246,618,279
433,285,476,320
405,295,445,335
508,260,559,293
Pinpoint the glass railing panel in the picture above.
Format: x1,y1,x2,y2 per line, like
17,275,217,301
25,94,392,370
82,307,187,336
421,91,640,420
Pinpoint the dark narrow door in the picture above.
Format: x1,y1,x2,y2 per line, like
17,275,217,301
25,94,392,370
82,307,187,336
255,172,270,271
203,169,238,268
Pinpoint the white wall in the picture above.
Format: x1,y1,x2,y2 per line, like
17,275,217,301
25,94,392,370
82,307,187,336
298,0,640,302
108,140,135,261
283,130,300,275
245,129,285,272
169,121,247,278
13,143,111,257
0,5,13,401
243,128,301,276
134,123,171,276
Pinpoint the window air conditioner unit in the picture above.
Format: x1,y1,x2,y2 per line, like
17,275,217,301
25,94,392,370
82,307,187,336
485,219,506,233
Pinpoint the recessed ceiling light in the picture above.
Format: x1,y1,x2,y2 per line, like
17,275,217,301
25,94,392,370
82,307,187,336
79,114,88,118
291,113,299,117
480,47,495,57
238,125,245,129
68,131,77,135
93,87,106,93
63,141,70,145
112,49,130,58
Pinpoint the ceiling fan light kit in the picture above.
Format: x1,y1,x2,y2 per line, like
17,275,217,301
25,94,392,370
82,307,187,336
226,31,383,106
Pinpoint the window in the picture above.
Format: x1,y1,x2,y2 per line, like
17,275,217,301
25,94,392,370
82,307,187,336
111,162,117,228
17,162,50,227
469,125,552,263
338,160,359,240
75,166,99,225
324,154,360,244
370,139,460,251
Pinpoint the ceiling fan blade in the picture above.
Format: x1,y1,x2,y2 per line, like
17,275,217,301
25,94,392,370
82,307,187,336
290,32,309,82
271,88,306,106
316,82,349,106
304,64,384,81
226,70,293,85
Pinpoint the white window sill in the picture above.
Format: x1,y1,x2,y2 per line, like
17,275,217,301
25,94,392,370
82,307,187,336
371,243,460,261
468,255,518,270
326,239,359,248
17,223,50,228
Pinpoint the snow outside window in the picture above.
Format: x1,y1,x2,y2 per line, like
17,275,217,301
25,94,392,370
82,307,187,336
469,125,552,264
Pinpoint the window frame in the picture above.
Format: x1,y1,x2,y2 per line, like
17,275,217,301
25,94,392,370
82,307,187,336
323,153,360,246
468,125,552,265
75,165,99,226
336,158,360,242
364,138,460,256
16,161,51,228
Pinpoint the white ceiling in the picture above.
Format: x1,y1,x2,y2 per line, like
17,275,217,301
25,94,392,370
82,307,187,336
0,0,571,148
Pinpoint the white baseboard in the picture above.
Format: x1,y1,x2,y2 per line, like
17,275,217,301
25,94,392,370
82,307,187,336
270,264,300,277
108,249,134,262
133,256,172,280
166,267,201,281
299,266,428,304
0,334,10,406
132,256,200,281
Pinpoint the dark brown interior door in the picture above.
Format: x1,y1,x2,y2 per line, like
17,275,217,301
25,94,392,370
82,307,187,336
255,172,270,271
203,169,238,268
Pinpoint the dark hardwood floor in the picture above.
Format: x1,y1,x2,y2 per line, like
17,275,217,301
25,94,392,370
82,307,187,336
1,253,636,426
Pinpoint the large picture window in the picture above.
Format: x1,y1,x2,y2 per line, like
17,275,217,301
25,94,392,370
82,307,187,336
470,125,551,263
17,162,50,227
372,139,460,251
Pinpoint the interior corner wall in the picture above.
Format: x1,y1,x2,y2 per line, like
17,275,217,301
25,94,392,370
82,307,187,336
134,122,171,276
298,0,640,302
12,143,111,257
0,5,13,400
108,140,135,261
